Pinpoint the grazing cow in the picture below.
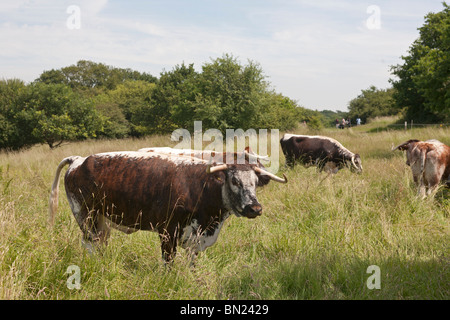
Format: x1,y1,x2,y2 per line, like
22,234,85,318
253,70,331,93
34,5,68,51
392,139,450,197
49,151,287,263
280,134,363,174
137,146,272,186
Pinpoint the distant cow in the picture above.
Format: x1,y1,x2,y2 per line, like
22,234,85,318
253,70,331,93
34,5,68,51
392,139,450,197
49,151,287,263
280,134,363,174
138,146,272,186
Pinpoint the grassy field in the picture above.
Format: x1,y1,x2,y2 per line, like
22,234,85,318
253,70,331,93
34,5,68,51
0,119,448,300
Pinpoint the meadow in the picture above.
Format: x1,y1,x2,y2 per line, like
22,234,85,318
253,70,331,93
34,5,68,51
0,119,448,300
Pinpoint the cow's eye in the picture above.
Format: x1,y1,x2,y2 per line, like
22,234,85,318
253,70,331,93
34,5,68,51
231,177,240,186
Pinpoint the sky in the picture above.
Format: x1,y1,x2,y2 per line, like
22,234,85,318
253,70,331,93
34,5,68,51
0,0,446,112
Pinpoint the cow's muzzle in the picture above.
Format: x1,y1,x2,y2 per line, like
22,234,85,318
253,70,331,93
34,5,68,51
242,204,262,219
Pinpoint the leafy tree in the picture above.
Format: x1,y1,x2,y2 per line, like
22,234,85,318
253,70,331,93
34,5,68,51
92,94,130,139
347,86,396,123
390,2,450,122
150,55,316,133
151,63,199,133
25,83,102,148
104,80,157,136
0,79,37,150
36,60,157,93
256,92,298,130
196,54,265,131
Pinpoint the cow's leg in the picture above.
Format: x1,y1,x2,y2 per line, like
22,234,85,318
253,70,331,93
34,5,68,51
284,154,295,168
425,162,445,197
425,176,441,197
410,162,426,198
417,182,426,198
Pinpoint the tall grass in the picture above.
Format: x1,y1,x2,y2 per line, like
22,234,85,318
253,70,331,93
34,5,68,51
0,121,448,299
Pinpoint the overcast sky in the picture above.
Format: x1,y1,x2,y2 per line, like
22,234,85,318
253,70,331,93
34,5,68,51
0,0,445,111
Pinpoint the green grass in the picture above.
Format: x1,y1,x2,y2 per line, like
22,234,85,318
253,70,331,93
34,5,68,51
0,120,449,300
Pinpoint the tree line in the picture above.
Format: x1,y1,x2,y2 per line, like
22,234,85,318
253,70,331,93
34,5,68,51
347,2,449,125
0,55,322,151
1,3,448,150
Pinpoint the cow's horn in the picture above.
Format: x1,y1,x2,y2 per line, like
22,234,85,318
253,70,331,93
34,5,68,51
254,167,288,183
206,164,228,173
351,156,358,170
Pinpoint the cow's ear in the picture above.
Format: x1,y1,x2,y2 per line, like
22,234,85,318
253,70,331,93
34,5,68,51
255,171,271,187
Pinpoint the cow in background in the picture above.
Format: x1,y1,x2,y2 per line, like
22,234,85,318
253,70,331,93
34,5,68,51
392,139,450,197
280,134,363,174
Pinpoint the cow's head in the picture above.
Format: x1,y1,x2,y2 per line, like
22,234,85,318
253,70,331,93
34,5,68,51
207,163,287,219
392,140,421,166
350,154,363,173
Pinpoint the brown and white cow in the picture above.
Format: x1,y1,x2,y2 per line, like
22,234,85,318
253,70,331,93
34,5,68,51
280,134,363,174
49,151,287,263
392,139,450,197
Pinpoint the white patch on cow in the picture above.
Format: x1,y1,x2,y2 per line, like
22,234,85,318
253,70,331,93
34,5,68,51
199,220,225,251
425,140,447,153
66,192,88,231
95,151,208,166
66,156,86,175
138,147,227,164
222,170,258,215
180,219,200,249
67,192,81,215
180,218,228,252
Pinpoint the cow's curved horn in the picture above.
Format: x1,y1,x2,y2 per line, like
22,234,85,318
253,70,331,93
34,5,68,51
206,164,228,173
391,142,406,151
254,167,288,183
391,140,420,151
351,156,358,170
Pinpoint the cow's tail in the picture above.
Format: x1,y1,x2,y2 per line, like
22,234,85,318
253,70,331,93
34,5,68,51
48,156,80,226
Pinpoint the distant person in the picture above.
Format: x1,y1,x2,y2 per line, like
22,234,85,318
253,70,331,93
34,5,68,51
356,117,361,126
335,119,340,129
340,118,345,129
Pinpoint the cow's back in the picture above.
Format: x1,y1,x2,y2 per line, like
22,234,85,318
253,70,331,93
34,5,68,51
291,136,334,163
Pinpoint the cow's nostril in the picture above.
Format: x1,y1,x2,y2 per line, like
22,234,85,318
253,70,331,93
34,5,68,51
252,205,262,214
242,204,262,218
